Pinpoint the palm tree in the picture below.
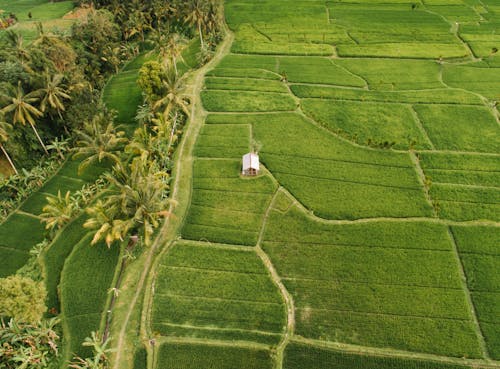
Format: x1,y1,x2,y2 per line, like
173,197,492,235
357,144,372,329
0,118,18,175
85,156,170,247
161,33,187,75
73,112,128,174
152,67,190,119
183,0,209,49
40,190,77,232
39,72,71,119
0,82,48,154
84,199,122,247
4,31,31,67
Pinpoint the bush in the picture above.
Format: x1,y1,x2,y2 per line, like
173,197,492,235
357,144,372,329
0,275,46,323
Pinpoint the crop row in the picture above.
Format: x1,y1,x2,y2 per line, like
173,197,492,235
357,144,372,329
452,225,500,358
183,158,277,245
59,233,120,359
284,342,484,369
152,243,285,345
291,85,483,105
156,342,273,369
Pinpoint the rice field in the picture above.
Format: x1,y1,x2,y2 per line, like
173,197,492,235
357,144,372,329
162,0,500,367
0,0,76,42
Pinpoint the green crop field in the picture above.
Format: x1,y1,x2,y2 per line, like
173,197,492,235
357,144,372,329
147,0,500,367
0,0,76,42
151,242,285,346
2,0,499,368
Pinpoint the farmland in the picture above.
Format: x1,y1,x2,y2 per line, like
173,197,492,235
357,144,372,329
0,0,76,42
1,0,499,368
144,0,500,368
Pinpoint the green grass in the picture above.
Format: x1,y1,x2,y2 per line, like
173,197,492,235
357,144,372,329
301,99,431,149
0,247,29,278
0,212,45,250
291,85,483,105
0,0,75,42
151,243,285,345
337,42,469,59
155,342,273,369
216,55,366,87
336,58,443,90
182,159,277,245
443,65,500,99
60,233,120,359
134,347,147,369
201,90,296,112
413,105,500,152
284,342,480,369
451,225,500,255
42,214,89,314
453,225,500,359
296,309,481,358
205,77,289,93
285,279,470,319
194,124,250,159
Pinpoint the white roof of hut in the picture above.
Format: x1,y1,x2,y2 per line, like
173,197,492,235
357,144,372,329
242,152,260,172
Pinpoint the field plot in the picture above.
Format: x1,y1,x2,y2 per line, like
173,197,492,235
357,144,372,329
0,212,45,277
284,342,484,369
420,153,500,221
156,342,273,369
158,0,500,367
451,226,500,359
301,99,431,150
442,65,500,100
0,0,75,42
182,159,277,245
262,198,481,357
202,112,432,219
59,233,120,359
151,242,285,346
413,105,500,153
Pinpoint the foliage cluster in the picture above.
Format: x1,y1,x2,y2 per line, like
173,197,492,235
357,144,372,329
0,317,59,369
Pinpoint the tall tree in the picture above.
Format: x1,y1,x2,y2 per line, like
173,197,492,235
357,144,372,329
0,117,18,175
0,82,48,154
183,0,209,49
39,72,71,118
85,156,170,247
73,111,128,174
152,67,190,119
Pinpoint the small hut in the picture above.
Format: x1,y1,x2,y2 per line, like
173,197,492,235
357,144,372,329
242,152,260,176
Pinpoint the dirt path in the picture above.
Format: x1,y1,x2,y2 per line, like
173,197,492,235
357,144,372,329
255,189,296,369
110,31,235,369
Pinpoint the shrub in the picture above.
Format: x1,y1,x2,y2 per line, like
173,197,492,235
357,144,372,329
0,275,47,323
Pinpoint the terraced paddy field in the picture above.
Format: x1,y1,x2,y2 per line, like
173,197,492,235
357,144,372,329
0,0,76,42
145,0,500,368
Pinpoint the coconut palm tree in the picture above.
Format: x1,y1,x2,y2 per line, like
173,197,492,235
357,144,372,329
40,190,77,232
38,72,71,118
152,67,190,119
0,117,18,175
162,33,187,75
73,112,128,174
0,82,48,154
4,30,31,68
183,0,209,49
85,156,170,247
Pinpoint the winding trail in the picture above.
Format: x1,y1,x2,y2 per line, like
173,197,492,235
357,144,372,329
110,31,235,369
255,188,296,369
